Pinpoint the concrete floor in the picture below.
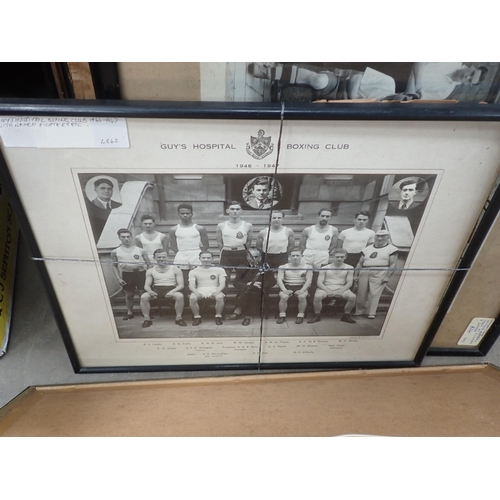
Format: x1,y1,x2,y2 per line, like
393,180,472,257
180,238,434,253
1,235,499,410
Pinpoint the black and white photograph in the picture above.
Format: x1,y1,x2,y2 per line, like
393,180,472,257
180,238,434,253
225,62,500,103
84,175,123,242
242,175,282,209
2,110,499,369
78,172,437,342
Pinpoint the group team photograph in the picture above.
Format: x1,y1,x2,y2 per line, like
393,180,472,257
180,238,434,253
79,171,436,340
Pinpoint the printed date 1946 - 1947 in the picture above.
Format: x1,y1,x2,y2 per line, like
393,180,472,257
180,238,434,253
236,164,275,168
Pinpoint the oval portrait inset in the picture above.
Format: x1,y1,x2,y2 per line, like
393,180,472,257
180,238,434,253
388,177,429,211
85,175,122,209
242,176,282,210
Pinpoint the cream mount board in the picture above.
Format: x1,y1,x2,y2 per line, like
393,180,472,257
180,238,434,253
1,101,499,371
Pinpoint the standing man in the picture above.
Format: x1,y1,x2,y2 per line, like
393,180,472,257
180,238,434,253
337,211,375,268
276,249,313,324
169,204,209,292
216,201,253,284
134,214,169,261
188,251,226,326
256,210,295,285
140,248,187,328
300,209,338,268
354,230,399,319
308,249,357,324
299,208,338,295
111,228,151,321
246,177,278,209
86,177,122,242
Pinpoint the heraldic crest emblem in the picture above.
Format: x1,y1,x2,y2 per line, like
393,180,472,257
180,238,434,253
246,129,274,160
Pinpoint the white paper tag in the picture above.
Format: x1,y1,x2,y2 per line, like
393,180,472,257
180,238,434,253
0,116,129,148
457,317,495,346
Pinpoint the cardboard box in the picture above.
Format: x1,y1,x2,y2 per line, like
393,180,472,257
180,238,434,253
1,364,499,436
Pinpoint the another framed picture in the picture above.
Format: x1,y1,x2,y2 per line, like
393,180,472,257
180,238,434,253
116,62,500,104
1,100,499,372
428,175,500,356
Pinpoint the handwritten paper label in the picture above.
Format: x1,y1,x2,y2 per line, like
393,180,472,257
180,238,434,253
457,317,495,346
0,116,129,148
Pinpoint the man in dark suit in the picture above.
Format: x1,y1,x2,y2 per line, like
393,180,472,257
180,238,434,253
246,177,279,209
86,177,122,243
396,179,422,211
386,177,429,238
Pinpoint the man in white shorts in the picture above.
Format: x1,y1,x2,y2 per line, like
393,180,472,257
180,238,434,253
300,209,338,268
188,251,226,326
134,214,168,261
169,204,209,294
140,248,187,328
276,249,312,325
308,249,356,324
337,211,375,268
299,208,338,295
354,230,399,319
111,228,151,321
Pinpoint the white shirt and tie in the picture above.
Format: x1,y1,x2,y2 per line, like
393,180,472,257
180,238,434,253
94,198,113,209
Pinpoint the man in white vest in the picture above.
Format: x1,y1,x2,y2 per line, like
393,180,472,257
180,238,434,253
308,249,357,324
140,248,186,328
256,210,295,289
169,204,209,294
188,251,226,326
134,214,168,261
276,248,313,325
111,228,151,321
337,211,375,268
216,201,254,284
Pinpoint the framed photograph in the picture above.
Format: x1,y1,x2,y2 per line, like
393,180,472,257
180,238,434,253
115,62,500,104
233,62,500,103
428,175,500,356
1,100,499,372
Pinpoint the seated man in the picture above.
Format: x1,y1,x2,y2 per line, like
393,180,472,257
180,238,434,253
140,249,186,328
188,251,226,326
308,249,356,324
226,248,270,326
276,248,312,325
